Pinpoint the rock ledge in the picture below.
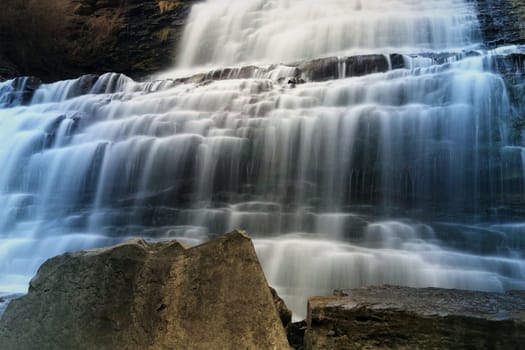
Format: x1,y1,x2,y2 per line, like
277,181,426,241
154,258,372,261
305,285,525,349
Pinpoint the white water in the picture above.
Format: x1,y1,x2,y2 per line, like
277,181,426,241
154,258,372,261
176,0,481,69
1,0,524,320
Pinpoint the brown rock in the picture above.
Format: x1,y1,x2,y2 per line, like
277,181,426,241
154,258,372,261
305,285,525,349
0,231,290,350
0,0,199,82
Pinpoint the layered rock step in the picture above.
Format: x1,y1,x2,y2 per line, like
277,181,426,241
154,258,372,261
305,285,525,349
3,50,524,108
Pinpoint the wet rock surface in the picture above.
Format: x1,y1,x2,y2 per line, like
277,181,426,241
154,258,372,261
0,76,42,107
0,231,290,350
179,54,407,84
304,285,525,349
494,52,525,142
295,55,387,81
475,0,524,47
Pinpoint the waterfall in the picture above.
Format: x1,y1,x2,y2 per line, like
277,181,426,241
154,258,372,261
1,0,525,319
176,0,481,68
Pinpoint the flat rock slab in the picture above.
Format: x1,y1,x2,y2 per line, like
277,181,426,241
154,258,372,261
306,285,525,349
0,231,290,350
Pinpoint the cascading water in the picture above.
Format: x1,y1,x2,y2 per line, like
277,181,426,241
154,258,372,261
176,0,481,68
1,0,525,319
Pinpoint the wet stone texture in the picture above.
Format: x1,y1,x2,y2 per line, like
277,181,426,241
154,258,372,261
475,0,524,47
305,285,525,350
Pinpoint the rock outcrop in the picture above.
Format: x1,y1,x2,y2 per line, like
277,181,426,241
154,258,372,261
303,285,525,350
0,231,290,350
0,0,199,82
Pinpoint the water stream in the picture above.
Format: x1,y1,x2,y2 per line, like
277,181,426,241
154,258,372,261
1,0,524,319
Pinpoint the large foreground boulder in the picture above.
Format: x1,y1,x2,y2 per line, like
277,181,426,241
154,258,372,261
305,285,525,349
0,231,290,350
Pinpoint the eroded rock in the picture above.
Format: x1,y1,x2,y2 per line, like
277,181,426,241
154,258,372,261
0,231,290,350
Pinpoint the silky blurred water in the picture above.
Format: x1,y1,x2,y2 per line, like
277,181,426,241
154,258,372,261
0,0,524,320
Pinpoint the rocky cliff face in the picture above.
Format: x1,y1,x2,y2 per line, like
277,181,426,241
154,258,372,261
475,0,524,47
0,231,290,350
473,0,525,144
0,0,198,82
